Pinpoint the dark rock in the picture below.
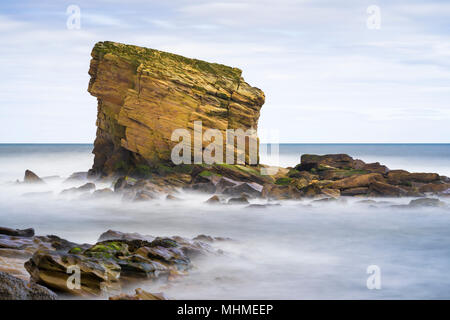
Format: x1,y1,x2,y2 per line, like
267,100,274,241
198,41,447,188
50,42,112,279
295,154,360,171
64,172,88,183
362,162,389,174
418,183,450,194
61,183,96,195
113,177,133,192
331,173,383,190
92,188,114,198
368,181,407,197
109,288,170,300
222,182,263,198
408,198,446,208
227,195,250,204
387,170,440,185
0,227,34,237
166,194,181,201
341,187,369,196
98,230,155,242
133,190,155,201
262,184,302,200
0,271,57,300
214,177,239,193
23,170,44,184
205,195,221,204
188,182,216,194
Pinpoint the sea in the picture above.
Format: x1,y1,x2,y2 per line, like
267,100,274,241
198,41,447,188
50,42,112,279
0,143,449,299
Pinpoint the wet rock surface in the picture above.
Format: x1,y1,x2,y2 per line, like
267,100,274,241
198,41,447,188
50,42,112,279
0,271,57,300
0,226,222,298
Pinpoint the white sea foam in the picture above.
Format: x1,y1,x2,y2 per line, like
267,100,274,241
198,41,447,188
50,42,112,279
0,144,450,299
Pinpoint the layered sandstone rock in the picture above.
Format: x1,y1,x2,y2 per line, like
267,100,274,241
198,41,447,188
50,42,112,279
88,41,265,176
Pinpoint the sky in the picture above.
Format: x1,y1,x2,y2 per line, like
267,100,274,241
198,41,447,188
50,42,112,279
0,0,449,143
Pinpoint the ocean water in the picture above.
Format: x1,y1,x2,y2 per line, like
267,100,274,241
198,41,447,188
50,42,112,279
0,143,450,299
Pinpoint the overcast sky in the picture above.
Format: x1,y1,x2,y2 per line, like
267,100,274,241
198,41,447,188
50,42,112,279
0,0,449,143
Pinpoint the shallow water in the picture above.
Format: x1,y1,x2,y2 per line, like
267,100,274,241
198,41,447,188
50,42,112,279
0,144,450,299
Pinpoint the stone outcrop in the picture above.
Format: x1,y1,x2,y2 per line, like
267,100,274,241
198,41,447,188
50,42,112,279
88,41,265,176
0,271,57,300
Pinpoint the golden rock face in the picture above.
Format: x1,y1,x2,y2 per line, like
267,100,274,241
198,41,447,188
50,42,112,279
88,41,265,175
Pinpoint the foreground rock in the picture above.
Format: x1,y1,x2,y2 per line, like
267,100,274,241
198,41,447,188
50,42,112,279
109,288,170,300
24,230,218,296
0,271,56,300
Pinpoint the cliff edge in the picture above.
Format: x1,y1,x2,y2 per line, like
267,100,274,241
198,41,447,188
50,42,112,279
88,41,265,176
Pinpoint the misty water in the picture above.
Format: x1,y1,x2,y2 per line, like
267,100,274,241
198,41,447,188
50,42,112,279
1,144,450,299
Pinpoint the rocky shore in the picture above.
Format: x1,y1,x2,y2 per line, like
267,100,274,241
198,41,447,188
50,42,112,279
0,226,224,300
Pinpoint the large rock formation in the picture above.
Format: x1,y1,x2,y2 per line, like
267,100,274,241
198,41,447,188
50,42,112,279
88,41,265,176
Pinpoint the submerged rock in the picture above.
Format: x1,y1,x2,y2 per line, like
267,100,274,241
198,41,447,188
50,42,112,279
408,198,446,208
23,170,45,184
109,288,170,300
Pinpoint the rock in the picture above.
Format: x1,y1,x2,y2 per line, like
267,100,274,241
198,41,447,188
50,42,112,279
98,230,155,242
23,170,44,184
321,188,340,198
301,183,323,198
362,162,389,174
109,288,170,300
262,184,302,200
368,181,407,197
222,182,262,198
0,227,34,237
418,183,450,194
188,182,216,194
25,234,216,296
64,172,88,183
0,271,57,300
246,204,268,209
330,173,383,190
227,195,250,204
295,154,361,171
166,194,181,201
387,170,440,185
133,190,155,201
341,187,369,196
61,183,96,195
214,177,239,193
87,41,265,176
205,195,221,204
408,198,446,208
92,188,114,198
25,249,122,296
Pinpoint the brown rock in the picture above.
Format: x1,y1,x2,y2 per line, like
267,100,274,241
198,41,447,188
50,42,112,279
330,173,383,189
87,41,265,176
109,288,169,300
387,170,440,185
23,170,44,184
418,183,450,194
205,195,221,204
368,181,407,197
341,187,369,196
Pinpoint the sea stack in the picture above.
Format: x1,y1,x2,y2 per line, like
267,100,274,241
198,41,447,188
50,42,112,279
87,41,265,176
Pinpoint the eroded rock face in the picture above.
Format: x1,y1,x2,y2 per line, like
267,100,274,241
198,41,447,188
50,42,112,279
88,41,265,176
